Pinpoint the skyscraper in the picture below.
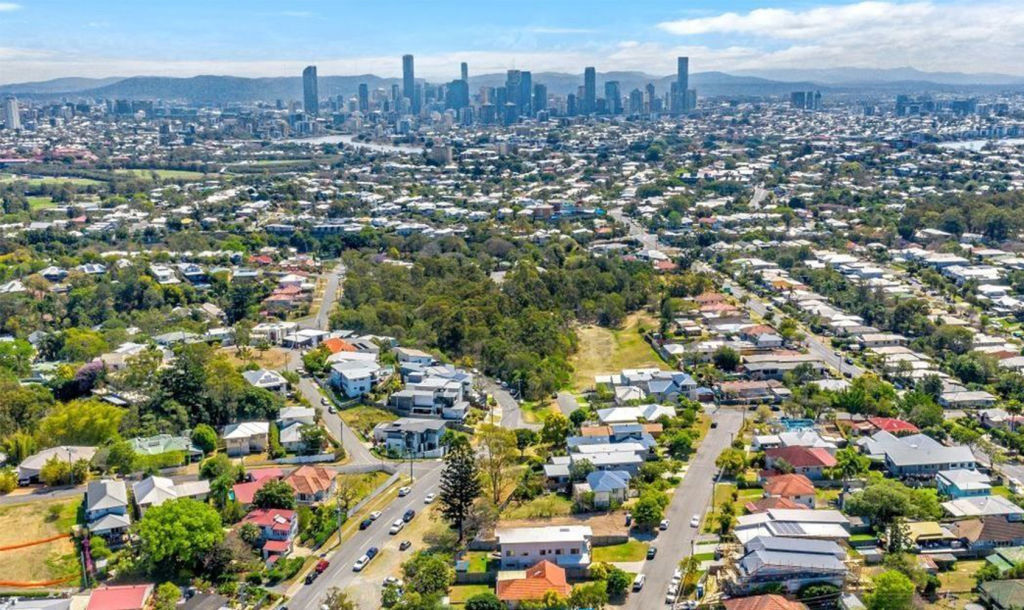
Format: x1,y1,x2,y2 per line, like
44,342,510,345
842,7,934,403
302,66,319,117
604,81,621,115
675,57,696,113
446,79,469,110
461,62,468,83
583,67,596,114
3,97,19,130
358,83,369,113
533,83,547,113
402,54,417,114
677,57,689,98
520,71,532,117
505,70,522,115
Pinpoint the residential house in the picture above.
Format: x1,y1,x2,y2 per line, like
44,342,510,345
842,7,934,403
284,465,336,504
496,560,573,606
723,595,808,610
729,536,847,594
764,447,837,480
242,369,288,394
952,516,1024,556
373,418,448,458
329,355,384,398
85,479,130,544
573,470,631,509
132,476,210,515
277,406,317,453
496,526,592,569
856,431,975,478
231,468,284,508
128,434,203,464
86,584,154,610
394,347,435,365
734,509,851,545
717,380,791,404
980,579,1024,610
936,469,992,499
942,495,1024,520
17,445,97,484
763,474,816,509
240,508,299,561
222,421,270,456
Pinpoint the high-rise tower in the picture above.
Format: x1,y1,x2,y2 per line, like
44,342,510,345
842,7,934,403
302,65,319,116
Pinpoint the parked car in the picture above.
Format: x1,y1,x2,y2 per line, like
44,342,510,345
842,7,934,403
369,511,382,521
690,514,700,528
328,406,336,414
366,546,379,559
389,519,405,535
315,559,329,573
383,576,404,588
403,509,416,522
424,493,436,503
305,571,318,585
659,519,670,530
647,546,657,560
359,518,373,530
398,486,411,497
665,585,678,604
353,555,369,572
321,397,329,406
633,574,646,591
399,540,412,551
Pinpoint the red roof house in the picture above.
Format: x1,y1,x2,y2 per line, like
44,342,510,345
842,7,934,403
285,465,336,504
86,584,154,610
723,594,808,610
763,474,816,508
764,447,836,480
496,560,573,603
867,417,919,435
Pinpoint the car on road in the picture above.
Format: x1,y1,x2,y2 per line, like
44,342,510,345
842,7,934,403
315,559,329,573
328,405,336,414
398,486,411,497
710,421,718,428
690,514,700,527
353,555,369,572
646,546,657,560
369,511,382,521
844,356,854,365
403,509,416,522
321,397,330,406
359,518,373,530
305,571,318,585
659,519,670,530
632,574,646,591
366,546,379,559
399,540,412,551
424,493,436,503
389,519,405,534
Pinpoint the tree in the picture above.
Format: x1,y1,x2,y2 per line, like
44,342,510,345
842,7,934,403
438,439,481,541
0,467,18,494
253,479,296,510
478,424,518,504
568,581,608,610
903,391,943,430
0,338,34,376
191,424,218,454
59,328,108,362
39,455,73,486
238,522,261,547
105,440,137,474
152,582,181,610
321,588,357,610
514,428,538,456
200,453,239,481
37,399,125,446
569,458,596,482
402,552,454,595
715,448,746,477
139,498,224,572
602,564,631,597
665,429,695,459
866,570,915,610
569,408,588,429
828,447,870,481
299,424,327,454
465,592,503,610
541,412,570,445
712,346,741,371
845,478,943,530
633,491,666,529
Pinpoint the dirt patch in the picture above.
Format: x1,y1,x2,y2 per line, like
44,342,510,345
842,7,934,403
219,346,290,370
0,499,81,586
498,511,629,537
571,312,668,391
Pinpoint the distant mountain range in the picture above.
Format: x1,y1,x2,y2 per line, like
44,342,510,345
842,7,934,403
2,67,1022,104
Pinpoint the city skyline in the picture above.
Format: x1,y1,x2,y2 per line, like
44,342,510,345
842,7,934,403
1,0,1024,84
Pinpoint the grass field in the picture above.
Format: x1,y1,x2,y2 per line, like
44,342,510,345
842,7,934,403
0,174,103,187
592,539,649,562
0,499,81,585
26,196,55,210
519,400,556,424
938,559,985,593
338,405,398,440
501,494,573,520
114,169,209,180
571,312,667,391
337,471,392,504
449,584,493,605
219,346,290,370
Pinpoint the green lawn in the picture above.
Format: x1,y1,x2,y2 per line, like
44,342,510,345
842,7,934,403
992,485,1012,498
449,584,493,605
337,405,397,440
114,168,209,180
815,488,841,506
571,312,666,390
502,494,573,519
27,196,55,210
592,539,649,562
336,471,391,504
520,400,556,424
465,551,498,573
0,174,103,186
938,560,984,593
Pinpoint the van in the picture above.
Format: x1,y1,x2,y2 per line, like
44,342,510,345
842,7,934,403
633,574,646,591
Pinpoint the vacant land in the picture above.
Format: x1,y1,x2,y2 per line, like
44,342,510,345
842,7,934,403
219,346,290,370
448,584,493,605
0,499,81,586
519,400,556,424
338,405,398,441
592,539,649,562
0,174,104,187
26,196,55,210
571,312,667,390
501,494,573,520
114,169,210,180
337,471,392,505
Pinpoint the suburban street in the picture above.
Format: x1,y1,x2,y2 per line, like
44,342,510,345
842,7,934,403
555,391,580,416
479,377,540,430
626,407,744,610
285,461,444,610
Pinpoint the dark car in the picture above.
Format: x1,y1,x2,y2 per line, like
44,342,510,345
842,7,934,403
403,509,416,522
710,421,718,429
304,571,318,585
359,518,373,530
647,546,657,560
367,546,379,559
399,540,412,551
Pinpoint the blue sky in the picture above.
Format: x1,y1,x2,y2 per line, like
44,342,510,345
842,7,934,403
1,0,1021,83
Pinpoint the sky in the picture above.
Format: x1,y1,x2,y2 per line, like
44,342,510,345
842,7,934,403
1,0,1023,84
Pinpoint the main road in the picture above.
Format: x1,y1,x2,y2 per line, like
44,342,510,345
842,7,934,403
285,460,444,610
626,407,744,610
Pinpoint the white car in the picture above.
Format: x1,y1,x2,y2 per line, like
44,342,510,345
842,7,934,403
659,519,670,530
389,519,405,535
321,397,330,406
632,573,646,591
690,514,701,528
369,511,382,521
353,555,369,571
665,585,678,605
398,486,411,497
424,493,436,504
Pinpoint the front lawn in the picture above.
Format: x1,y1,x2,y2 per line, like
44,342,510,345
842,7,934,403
501,494,573,519
592,539,649,562
938,559,985,593
337,405,398,440
449,584,494,605
465,551,498,573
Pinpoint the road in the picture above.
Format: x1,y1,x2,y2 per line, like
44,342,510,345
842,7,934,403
609,206,661,252
749,184,769,208
285,461,444,610
479,378,540,431
626,407,744,610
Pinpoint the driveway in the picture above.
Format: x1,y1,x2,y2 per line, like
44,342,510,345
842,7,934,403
624,407,744,610
556,391,580,417
479,378,540,431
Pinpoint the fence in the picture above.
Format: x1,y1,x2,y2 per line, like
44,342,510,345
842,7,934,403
272,452,336,465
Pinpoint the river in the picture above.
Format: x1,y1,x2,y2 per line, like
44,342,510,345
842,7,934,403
282,134,424,154
937,137,1024,151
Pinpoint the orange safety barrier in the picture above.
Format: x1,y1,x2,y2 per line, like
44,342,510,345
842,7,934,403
0,533,71,552
0,575,77,587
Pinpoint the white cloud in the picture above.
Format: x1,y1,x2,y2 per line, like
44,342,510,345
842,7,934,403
0,3,20,10
526,27,596,35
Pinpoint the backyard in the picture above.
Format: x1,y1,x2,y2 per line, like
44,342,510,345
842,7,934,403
571,312,667,391
337,405,398,441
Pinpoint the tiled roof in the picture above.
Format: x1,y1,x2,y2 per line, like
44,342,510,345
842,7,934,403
496,561,573,601
745,497,806,513
87,584,154,610
723,594,807,610
766,446,837,468
285,465,334,496
764,474,816,497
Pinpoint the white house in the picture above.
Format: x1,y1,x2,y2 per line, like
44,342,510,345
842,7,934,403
222,422,270,456
242,369,289,394
496,525,593,569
